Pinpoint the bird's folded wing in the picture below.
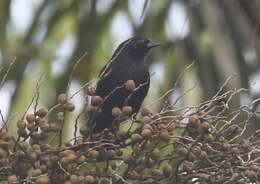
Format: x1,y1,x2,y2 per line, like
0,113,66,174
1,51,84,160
98,38,133,79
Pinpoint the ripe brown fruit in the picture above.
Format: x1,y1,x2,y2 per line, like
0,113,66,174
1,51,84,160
117,129,128,139
151,148,160,159
159,130,170,142
122,106,133,116
36,108,48,118
192,146,202,157
63,102,75,112
77,176,85,183
67,153,77,163
57,93,67,104
112,107,122,118
199,151,208,159
249,164,260,172
85,175,95,184
84,85,96,96
201,121,210,131
26,113,36,123
131,133,142,143
141,128,152,139
32,169,42,177
91,95,104,107
79,125,89,136
125,80,136,92
8,175,18,184
245,170,257,181
40,123,50,132
176,147,188,156
142,116,152,124
88,150,99,159
188,115,200,128
70,174,78,184
163,164,173,177
0,140,8,150
17,120,26,130
0,148,7,158
140,107,152,117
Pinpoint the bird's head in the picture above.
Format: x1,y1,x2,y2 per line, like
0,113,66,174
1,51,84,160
126,37,161,58
112,37,160,62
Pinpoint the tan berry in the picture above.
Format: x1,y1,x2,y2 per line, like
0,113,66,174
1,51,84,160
63,102,75,112
32,169,42,177
176,147,188,156
141,129,152,139
192,146,201,157
199,151,208,159
125,80,136,92
17,120,26,130
112,107,122,118
143,124,153,130
163,164,173,177
140,107,152,116
151,148,160,159
0,140,9,150
8,175,18,184
0,129,10,141
91,96,104,107
245,170,257,181
117,129,128,139
131,133,142,143
188,115,200,128
84,85,96,96
159,130,170,142
36,108,48,118
40,123,50,132
35,117,45,125
142,116,152,124
201,121,210,131
0,148,7,158
78,176,85,183
26,113,36,123
57,93,67,104
88,150,99,159
85,175,95,184
67,154,77,163
79,125,89,136
249,164,260,172
70,174,78,184
122,106,133,116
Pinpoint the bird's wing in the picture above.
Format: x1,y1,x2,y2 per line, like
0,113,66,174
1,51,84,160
98,38,133,79
127,71,150,113
98,62,112,79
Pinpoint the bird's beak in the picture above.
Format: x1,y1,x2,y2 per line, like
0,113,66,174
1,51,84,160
147,41,161,49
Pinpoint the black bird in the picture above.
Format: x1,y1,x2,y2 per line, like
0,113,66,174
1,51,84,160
93,37,160,133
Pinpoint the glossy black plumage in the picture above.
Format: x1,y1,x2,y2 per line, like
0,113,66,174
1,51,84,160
93,37,159,133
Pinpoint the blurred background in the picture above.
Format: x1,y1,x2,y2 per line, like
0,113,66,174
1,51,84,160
0,0,259,137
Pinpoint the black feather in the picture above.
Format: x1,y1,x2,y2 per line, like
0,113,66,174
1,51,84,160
93,37,159,133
